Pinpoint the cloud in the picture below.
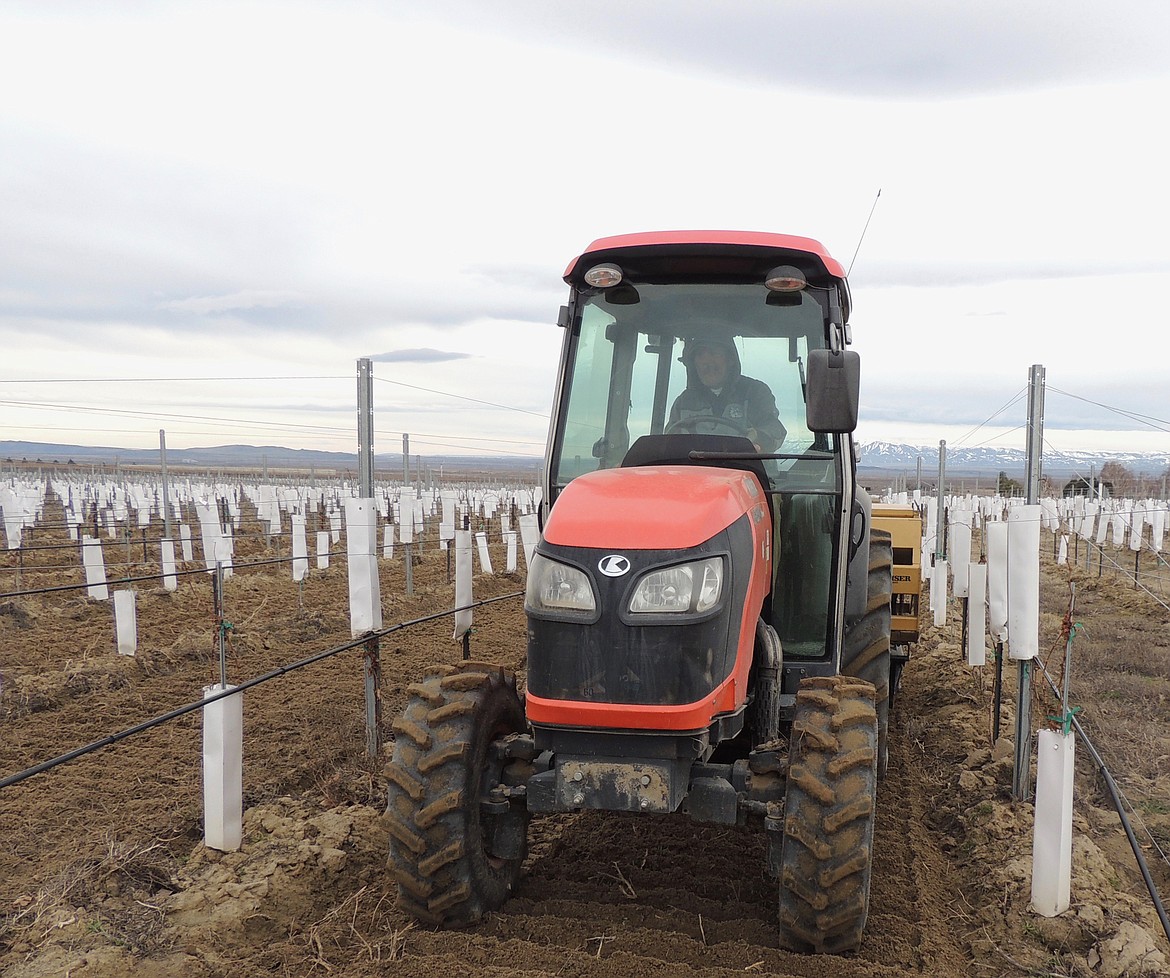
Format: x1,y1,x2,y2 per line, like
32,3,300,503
419,0,1170,98
367,349,473,364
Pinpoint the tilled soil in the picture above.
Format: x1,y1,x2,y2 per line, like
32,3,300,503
1,492,1168,977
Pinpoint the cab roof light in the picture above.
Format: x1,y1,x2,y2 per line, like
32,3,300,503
584,263,624,288
764,265,807,292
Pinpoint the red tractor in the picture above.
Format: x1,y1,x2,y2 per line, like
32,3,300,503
386,231,892,953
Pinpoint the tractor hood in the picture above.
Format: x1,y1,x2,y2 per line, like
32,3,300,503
543,465,768,551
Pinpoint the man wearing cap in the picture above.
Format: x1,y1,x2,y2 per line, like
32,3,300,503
668,334,786,453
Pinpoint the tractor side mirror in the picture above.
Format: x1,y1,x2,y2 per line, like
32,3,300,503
805,349,860,433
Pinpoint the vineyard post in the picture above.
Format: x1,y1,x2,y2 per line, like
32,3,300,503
262,454,271,550
950,508,972,661
1013,363,1045,803
403,433,413,597
160,430,172,541
993,642,1004,742
456,514,472,660
213,562,228,687
357,357,382,759
1085,464,1095,569
1031,584,1078,917
934,441,946,567
931,442,948,628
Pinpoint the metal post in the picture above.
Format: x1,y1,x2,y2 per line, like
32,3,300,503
358,359,375,497
1013,363,1045,802
357,358,381,757
1024,365,1045,501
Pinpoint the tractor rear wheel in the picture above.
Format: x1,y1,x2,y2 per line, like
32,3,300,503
778,675,878,953
385,661,529,927
842,528,892,777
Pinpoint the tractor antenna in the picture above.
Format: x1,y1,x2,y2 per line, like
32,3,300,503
847,188,881,277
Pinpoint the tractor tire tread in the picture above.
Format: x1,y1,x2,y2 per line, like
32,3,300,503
778,674,878,954
842,529,893,779
386,665,528,928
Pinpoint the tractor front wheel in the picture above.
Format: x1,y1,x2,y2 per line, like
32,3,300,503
385,661,529,926
778,675,878,954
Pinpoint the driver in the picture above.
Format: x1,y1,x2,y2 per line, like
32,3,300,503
668,334,786,452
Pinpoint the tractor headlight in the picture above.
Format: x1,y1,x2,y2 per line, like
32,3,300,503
628,557,724,615
525,553,596,614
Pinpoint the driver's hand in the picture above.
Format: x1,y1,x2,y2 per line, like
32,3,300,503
747,428,762,452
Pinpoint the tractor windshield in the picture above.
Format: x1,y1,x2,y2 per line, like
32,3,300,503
550,281,837,495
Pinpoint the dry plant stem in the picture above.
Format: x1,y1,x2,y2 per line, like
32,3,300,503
603,862,637,899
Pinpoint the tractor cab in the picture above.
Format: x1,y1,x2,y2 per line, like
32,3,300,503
540,231,865,672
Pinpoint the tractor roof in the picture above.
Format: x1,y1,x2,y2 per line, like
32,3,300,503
564,230,847,282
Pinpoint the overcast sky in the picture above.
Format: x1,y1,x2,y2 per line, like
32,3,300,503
2,0,1169,461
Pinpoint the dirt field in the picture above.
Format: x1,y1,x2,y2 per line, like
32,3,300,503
2,490,1169,977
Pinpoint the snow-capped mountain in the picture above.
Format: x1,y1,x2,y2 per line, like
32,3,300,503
857,441,1169,477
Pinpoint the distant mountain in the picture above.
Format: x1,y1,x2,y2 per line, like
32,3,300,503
858,440,1170,477
0,440,542,476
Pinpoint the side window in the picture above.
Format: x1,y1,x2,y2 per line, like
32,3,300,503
555,309,614,483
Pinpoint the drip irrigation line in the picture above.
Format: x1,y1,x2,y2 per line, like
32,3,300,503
0,590,524,794
1032,658,1170,947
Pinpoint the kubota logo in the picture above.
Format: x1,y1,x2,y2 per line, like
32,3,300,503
597,554,631,577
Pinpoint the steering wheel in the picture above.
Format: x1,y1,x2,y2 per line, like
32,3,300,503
665,415,754,439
